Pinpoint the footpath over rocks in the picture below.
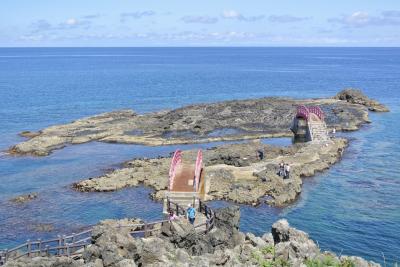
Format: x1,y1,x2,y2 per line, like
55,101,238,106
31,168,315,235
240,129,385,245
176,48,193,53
74,138,347,206
4,207,380,267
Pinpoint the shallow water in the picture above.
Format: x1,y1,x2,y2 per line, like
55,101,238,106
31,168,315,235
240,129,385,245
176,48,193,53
0,47,399,264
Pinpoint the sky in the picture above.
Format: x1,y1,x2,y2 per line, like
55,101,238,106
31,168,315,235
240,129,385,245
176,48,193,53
1,0,400,47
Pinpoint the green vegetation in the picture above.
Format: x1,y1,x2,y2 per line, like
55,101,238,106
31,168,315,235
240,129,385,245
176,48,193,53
305,255,355,267
261,245,275,255
251,247,289,267
340,258,356,267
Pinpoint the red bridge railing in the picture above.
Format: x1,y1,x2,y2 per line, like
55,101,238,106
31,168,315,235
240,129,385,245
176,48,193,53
296,105,324,121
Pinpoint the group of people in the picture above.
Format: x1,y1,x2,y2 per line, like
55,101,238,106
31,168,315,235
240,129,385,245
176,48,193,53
278,161,291,179
167,203,197,225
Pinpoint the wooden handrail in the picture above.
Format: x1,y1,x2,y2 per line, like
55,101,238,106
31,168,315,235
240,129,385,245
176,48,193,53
0,197,216,265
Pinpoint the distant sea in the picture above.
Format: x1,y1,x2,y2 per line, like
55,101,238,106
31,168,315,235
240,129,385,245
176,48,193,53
0,47,399,264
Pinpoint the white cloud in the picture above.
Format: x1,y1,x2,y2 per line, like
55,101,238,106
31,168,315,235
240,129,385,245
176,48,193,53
17,29,400,46
329,10,400,27
181,16,218,24
222,10,241,19
29,16,95,34
66,18,78,26
82,14,101,19
345,11,370,26
222,10,264,22
120,11,156,22
268,15,310,23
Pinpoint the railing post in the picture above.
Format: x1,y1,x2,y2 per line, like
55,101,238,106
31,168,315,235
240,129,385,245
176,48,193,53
27,239,31,257
62,235,66,255
176,203,179,216
66,243,70,257
45,245,49,257
192,196,195,209
38,238,42,256
71,233,76,255
4,249,8,264
57,235,61,255
144,223,148,238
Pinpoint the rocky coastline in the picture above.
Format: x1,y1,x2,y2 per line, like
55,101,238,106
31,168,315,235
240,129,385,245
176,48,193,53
7,89,387,157
6,89,388,207
74,138,347,206
4,207,380,267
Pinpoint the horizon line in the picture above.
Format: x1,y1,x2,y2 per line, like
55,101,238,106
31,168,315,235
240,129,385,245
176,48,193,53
1,46,400,48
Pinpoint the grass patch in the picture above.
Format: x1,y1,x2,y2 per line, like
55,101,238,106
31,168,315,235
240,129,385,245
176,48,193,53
305,255,355,267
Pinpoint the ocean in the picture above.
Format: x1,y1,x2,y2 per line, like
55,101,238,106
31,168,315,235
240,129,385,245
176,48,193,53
0,47,399,264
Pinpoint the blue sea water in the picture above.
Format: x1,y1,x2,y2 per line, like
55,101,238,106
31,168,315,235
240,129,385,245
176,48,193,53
0,47,399,264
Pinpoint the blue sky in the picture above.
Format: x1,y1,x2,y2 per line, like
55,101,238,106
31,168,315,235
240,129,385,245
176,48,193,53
1,0,400,47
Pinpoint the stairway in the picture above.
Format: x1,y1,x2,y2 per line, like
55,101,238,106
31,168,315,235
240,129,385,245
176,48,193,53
308,121,329,141
163,191,200,214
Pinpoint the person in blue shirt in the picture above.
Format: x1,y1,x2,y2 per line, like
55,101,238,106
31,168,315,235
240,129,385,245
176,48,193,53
186,203,196,225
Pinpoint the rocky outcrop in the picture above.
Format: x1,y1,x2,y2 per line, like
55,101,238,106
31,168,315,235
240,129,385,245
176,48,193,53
334,88,389,112
270,219,379,267
74,138,347,207
8,90,383,156
160,206,244,256
30,223,54,232
4,208,380,267
10,193,38,204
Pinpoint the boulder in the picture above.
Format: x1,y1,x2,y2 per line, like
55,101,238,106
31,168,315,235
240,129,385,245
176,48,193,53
10,193,38,204
115,259,137,267
335,89,389,112
245,232,268,248
261,233,274,245
214,206,240,230
272,219,319,262
83,223,140,266
3,210,382,267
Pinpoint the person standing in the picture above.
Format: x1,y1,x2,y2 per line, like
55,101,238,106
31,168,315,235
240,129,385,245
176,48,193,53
279,161,285,177
187,204,196,225
284,163,290,179
168,209,178,221
257,149,264,160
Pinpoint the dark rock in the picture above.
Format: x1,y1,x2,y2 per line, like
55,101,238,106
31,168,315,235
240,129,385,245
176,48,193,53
31,223,54,232
335,88,389,112
19,131,41,138
10,90,377,156
214,206,240,230
272,219,320,262
10,193,38,204
4,212,381,267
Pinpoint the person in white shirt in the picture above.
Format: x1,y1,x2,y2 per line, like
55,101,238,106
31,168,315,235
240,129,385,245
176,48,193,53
284,164,290,179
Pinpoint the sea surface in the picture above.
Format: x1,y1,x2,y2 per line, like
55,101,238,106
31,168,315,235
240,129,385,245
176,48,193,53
0,47,399,264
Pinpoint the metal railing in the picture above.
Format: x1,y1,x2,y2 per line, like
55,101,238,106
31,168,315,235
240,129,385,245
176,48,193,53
0,198,215,265
296,105,325,121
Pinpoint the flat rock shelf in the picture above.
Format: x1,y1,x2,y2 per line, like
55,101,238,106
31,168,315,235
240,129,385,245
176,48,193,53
7,89,387,157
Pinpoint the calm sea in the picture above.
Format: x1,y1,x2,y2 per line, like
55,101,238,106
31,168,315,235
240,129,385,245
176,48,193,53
0,48,399,264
